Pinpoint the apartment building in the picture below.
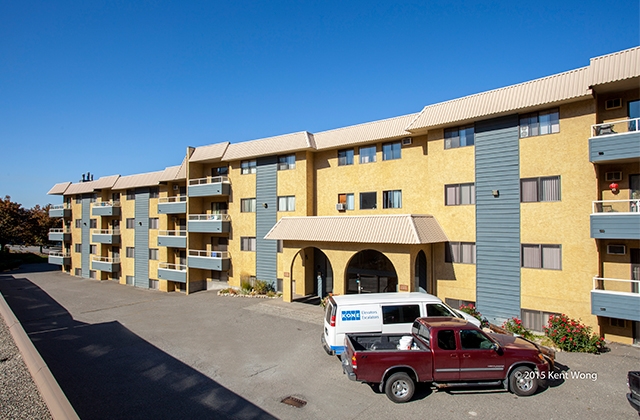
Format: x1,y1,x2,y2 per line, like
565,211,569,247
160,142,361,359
48,47,640,345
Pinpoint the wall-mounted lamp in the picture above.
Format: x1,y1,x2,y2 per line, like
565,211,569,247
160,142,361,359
139,221,142,226
262,203,268,208
492,190,500,198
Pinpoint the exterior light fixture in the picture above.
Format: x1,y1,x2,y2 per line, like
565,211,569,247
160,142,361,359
492,190,499,198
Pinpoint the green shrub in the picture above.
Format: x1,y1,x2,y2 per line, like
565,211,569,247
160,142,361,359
544,314,606,353
502,317,534,340
253,279,274,294
240,280,252,293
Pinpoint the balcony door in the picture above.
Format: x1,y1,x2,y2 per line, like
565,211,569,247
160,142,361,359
631,175,640,212
629,99,639,131
632,248,639,294
211,202,228,214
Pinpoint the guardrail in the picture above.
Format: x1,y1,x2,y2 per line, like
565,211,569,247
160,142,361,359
91,256,121,263
593,277,639,294
158,196,187,203
188,249,230,259
91,229,121,235
158,230,187,237
592,199,640,214
188,176,230,185
92,201,120,207
50,204,70,210
159,262,187,271
48,251,71,258
188,214,231,221
591,118,639,137
48,228,71,234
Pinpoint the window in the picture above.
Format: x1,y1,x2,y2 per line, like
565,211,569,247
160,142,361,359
75,195,82,204
521,244,562,270
126,218,135,229
610,318,626,328
75,244,82,253
149,218,159,229
382,142,401,160
126,247,135,258
426,303,456,317
75,219,82,228
112,192,120,202
278,154,296,170
382,305,421,325
607,244,626,255
383,190,402,209
241,198,256,213
277,196,295,212
521,176,561,202
89,219,97,229
521,309,561,332
445,183,475,205
519,109,559,138
437,330,457,350
445,298,475,310
445,125,474,149
241,160,257,174
212,166,228,177
126,190,135,200
241,237,256,251
89,245,97,254
149,187,159,198
149,248,158,260
359,145,376,164
460,329,494,349
277,240,283,253
360,192,377,210
338,193,355,211
445,242,476,264
338,149,354,166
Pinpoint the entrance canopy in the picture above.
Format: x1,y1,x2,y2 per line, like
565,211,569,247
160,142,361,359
264,214,448,244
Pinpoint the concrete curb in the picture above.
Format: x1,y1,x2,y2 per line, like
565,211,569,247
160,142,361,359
0,293,79,420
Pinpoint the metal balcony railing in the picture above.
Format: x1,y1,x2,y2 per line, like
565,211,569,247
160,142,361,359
591,118,639,137
593,277,639,294
49,251,71,258
188,214,231,221
158,196,187,203
91,229,121,235
188,249,230,259
592,200,640,214
91,256,121,264
188,176,230,186
159,262,187,271
50,204,71,210
49,228,71,234
92,201,121,207
158,230,187,237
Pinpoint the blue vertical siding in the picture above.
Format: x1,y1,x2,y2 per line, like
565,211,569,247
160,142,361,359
475,115,521,324
81,195,91,278
256,156,277,286
134,189,150,288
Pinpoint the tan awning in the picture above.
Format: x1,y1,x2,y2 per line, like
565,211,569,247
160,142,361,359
264,214,448,244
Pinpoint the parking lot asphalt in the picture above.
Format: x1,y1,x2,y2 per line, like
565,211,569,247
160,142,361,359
1,264,639,420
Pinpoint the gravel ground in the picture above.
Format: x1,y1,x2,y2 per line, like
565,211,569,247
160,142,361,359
0,315,52,420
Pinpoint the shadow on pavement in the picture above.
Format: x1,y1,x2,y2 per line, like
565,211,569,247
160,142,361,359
0,273,276,420
9,262,59,274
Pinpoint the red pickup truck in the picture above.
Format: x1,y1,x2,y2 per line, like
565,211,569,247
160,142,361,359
342,317,553,403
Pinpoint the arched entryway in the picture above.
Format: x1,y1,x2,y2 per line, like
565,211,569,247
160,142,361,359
290,247,334,299
346,250,398,294
415,250,428,293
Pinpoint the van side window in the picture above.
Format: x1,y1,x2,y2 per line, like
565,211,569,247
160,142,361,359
426,303,454,317
382,305,421,325
437,330,456,350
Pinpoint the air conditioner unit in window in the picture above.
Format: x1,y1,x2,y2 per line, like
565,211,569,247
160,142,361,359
336,203,346,211
402,137,413,145
605,171,622,182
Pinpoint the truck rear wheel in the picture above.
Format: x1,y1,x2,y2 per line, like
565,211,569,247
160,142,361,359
509,366,538,396
384,372,415,403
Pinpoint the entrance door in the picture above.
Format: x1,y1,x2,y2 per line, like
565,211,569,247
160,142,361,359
416,251,427,293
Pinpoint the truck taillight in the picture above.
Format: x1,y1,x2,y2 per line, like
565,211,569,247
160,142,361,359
330,315,335,327
351,355,357,369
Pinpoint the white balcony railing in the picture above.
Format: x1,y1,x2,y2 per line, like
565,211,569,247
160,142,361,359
92,256,121,264
159,262,187,271
592,200,640,214
188,249,230,259
591,118,639,137
158,196,187,203
188,176,230,186
91,229,121,235
593,277,639,294
188,214,231,221
158,230,187,237
51,204,70,210
49,228,71,234
92,201,121,207
49,251,71,258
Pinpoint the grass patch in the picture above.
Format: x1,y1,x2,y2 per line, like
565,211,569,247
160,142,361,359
0,252,48,271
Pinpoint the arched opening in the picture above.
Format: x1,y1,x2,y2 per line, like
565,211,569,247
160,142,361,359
415,250,427,293
346,250,398,294
290,247,334,300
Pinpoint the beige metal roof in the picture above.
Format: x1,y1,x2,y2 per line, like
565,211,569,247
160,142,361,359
590,46,640,86
63,175,120,195
112,170,165,190
160,158,187,182
47,182,71,195
264,214,448,244
406,67,592,132
189,142,230,163
221,131,315,161
314,113,419,150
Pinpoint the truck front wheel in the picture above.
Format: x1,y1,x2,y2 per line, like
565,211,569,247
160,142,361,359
509,366,538,396
384,372,415,403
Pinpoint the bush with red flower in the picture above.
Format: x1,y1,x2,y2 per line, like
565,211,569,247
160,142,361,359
457,304,489,328
544,314,606,353
502,317,534,340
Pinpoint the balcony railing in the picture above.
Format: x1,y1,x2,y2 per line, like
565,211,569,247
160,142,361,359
591,277,640,321
187,249,231,271
48,228,71,242
187,176,231,197
91,229,121,244
92,201,121,207
188,176,230,186
48,251,71,265
157,230,187,248
49,204,71,218
159,262,187,271
49,251,71,258
158,262,187,283
188,214,231,222
158,196,187,203
188,250,230,258
158,230,187,236
157,195,187,214
187,213,231,233
50,204,70,210
591,118,639,137
92,201,121,216
92,256,121,264
592,199,640,214
91,229,122,235
49,228,71,234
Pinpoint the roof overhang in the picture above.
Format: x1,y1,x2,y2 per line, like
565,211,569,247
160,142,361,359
264,214,448,245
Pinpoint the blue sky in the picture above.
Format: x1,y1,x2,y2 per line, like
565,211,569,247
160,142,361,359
1,0,638,208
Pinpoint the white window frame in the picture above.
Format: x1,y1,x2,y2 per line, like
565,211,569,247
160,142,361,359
277,196,295,212
519,108,560,138
241,198,256,213
241,237,256,251
278,154,296,170
126,218,135,229
359,145,377,164
521,244,562,270
445,183,475,205
520,176,561,203
241,160,257,175
382,142,401,161
382,190,402,209
445,242,476,264
338,149,354,166
149,218,159,229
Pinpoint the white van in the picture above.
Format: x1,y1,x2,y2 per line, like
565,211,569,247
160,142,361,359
322,292,481,355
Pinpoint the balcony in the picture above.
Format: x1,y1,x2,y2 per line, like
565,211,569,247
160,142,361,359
48,228,71,242
591,277,640,322
157,262,187,283
590,200,640,239
91,229,121,244
158,196,187,214
48,251,71,266
91,256,121,273
49,204,71,218
157,230,187,248
589,119,640,163
187,214,231,233
187,176,231,197
187,249,231,271
91,201,121,217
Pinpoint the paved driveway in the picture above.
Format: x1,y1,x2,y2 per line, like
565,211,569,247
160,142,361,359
1,264,639,419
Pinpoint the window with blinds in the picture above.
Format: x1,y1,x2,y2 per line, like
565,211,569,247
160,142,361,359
522,244,562,270
521,176,561,202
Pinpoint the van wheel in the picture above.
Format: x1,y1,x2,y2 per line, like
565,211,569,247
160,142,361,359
384,372,414,403
509,366,538,396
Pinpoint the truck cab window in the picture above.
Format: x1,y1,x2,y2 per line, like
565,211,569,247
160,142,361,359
437,330,456,350
460,329,494,350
